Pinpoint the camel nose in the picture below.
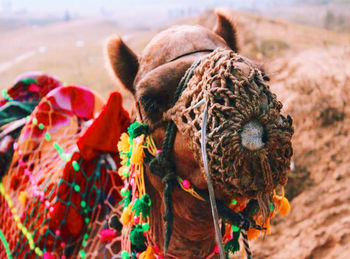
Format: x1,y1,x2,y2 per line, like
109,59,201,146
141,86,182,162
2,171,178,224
240,120,265,151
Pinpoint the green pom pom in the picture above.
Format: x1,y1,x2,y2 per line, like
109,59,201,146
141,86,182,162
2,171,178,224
81,200,87,208
121,250,129,259
132,194,151,217
74,185,80,192
1,89,13,101
119,190,131,208
231,225,240,232
72,160,80,171
122,170,129,177
130,225,147,251
45,132,51,141
21,77,37,85
142,223,150,232
53,142,63,154
224,230,240,255
120,188,129,196
79,250,86,258
127,121,149,139
270,202,274,212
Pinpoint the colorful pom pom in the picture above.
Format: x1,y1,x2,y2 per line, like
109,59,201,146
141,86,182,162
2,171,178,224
246,227,260,241
99,228,116,242
181,179,191,189
118,133,131,153
120,204,134,226
130,225,147,251
139,245,156,259
130,137,145,164
132,194,151,218
121,250,130,259
279,197,290,216
224,230,240,255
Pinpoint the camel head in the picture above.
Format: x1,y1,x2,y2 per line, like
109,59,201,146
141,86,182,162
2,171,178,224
107,8,293,258
107,9,241,194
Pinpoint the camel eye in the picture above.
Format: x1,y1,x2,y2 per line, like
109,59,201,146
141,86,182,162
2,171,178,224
140,95,161,114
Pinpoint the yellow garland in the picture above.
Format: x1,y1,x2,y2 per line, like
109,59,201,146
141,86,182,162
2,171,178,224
0,183,43,256
118,129,158,253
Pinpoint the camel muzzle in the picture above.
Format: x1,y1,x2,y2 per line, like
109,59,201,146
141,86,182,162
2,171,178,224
240,120,265,151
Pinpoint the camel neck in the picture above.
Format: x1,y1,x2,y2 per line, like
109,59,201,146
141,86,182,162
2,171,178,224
146,175,217,259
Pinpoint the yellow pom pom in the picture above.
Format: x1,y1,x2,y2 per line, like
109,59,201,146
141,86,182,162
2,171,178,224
279,197,290,216
120,204,134,226
118,133,130,153
139,245,156,259
19,191,27,206
118,166,128,179
130,136,145,165
246,227,261,240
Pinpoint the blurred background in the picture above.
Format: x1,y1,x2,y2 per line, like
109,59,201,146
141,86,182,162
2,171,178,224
1,0,350,96
1,0,350,258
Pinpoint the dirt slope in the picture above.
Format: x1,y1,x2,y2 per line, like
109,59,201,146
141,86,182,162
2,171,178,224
249,46,350,259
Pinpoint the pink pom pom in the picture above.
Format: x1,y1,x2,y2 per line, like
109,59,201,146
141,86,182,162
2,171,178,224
43,252,55,259
134,216,140,224
154,245,160,253
156,149,162,155
55,229,61,236
214,245,220,254
182,179,191,189
99,228,116,242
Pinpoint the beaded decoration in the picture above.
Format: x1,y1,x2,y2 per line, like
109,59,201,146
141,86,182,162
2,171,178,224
117,121,291,258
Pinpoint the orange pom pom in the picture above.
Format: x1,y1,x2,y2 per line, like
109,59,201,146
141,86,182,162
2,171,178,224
120,203,134,226
246,228,260,240
139,245,156,259
279,197,290,216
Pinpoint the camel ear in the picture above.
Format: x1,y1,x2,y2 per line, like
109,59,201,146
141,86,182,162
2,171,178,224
213,8,239,52
107,35,139,94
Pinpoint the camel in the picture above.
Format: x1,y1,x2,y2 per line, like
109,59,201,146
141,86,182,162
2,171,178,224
106,9,293,259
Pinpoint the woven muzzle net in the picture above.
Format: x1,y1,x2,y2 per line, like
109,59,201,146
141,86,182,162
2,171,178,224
167,48,294,217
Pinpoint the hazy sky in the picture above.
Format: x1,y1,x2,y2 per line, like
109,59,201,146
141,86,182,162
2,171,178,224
2,0,288,16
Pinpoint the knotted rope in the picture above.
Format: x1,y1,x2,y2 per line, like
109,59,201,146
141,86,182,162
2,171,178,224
167,48,293,219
